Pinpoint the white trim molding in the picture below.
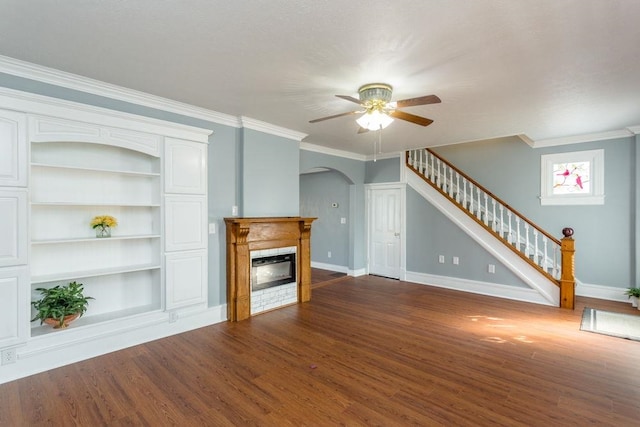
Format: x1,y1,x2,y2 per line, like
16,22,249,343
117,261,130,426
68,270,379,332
523,128,639,148
405,271,554,306
300,142,367,161
0,55,311,141
0,304,227,385
0,54,241,128
576,282,628,303
240,116,307,141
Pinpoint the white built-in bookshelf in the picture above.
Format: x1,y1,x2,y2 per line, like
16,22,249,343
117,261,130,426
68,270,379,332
0,91,211,383
29,141,163,336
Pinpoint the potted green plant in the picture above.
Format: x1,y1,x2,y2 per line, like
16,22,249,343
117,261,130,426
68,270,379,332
624,287,640,308
31,281,94,329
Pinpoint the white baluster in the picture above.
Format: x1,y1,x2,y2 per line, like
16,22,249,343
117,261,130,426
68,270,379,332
449,167,454,198
491,199,497,231
533,229,539,265
436,159,441,187
499,205,504,237
476,187,481,220
524,223,530,257
455,173,460,203
507,211,513,244
515,217,521,250
419,149,424,174
462,179,468,210
542,236,548,271
483,194,489,225
429,152,434,181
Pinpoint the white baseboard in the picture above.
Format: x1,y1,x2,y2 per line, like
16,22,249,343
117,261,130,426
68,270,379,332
0,304,227,385
311,261,348,273
576,282,628,302
405,271,556,306
349,268,367,277
311,262,367,278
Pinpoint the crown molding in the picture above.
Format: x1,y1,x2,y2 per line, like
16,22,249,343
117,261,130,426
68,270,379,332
0,54,241,128
626,125,640,135
364,151,401,162
240,116,307,141
527,128,638,148
0,86,212,142
299,142,367,161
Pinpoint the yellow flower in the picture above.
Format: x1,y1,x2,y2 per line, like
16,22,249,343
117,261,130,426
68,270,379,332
91,215,118,229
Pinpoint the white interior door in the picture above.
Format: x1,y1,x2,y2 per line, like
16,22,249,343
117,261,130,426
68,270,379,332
369,187,402,279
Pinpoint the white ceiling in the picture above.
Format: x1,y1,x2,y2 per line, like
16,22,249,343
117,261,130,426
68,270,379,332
0,0,639,155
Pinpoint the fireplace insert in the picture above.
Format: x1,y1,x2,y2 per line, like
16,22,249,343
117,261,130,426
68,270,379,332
251,253,296,291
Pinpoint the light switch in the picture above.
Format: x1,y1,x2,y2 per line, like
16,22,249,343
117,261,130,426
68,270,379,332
208,223,216,234
340,217,346,224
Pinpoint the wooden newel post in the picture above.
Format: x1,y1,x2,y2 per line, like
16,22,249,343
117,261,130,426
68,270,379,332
560,227,576,309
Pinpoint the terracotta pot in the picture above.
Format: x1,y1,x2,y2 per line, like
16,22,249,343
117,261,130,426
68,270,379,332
44,313,80,329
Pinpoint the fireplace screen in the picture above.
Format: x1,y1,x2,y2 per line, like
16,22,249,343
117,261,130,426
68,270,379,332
251,253,296,291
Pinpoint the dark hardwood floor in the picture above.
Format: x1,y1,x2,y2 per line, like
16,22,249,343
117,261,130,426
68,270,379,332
2,276,640,426
311,267,347,288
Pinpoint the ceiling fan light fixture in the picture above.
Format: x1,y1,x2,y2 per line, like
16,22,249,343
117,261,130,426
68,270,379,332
356,110,394,131
358,83,393,103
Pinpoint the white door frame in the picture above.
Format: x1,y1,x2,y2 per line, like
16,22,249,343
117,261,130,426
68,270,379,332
365,182,406,280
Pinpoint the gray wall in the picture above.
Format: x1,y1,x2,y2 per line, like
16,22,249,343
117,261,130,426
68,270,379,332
407,187,529,287
365,157,401,183
300,171,350,267
300,150,366,271
0,73,301,307
432,136,636,289
241,128,300,217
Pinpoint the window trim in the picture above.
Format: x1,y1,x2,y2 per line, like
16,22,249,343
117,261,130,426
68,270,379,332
540,149,604,205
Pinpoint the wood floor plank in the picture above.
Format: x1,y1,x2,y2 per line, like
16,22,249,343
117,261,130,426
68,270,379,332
2,275,640,426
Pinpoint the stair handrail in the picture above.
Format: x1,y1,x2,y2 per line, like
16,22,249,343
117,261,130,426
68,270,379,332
406,148,576,308
420,149,561,246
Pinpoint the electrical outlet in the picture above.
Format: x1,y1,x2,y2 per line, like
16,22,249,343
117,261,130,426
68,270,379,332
1,349,16,365
438,255,445,264
169,311,178,323
453,256,459,265
488,264,496,274
328,251,332,258
340,217,346,224
232,205,238,216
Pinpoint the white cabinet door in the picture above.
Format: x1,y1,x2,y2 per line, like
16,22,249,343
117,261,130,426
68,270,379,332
0,266,28,348
0,190,27,267
165,195,207,252
0,110,27,187
164,138,206,194
165,250,207,310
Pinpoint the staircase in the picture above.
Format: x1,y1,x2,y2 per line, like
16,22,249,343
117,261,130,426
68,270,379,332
406,148,576,308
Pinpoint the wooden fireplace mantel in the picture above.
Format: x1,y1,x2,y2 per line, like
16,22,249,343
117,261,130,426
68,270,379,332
224,217,316,321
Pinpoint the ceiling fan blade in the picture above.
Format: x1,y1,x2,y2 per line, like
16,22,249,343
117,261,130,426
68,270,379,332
309,110,360,123
395,94,441,108
357,127,369,134
389,110,434,126
335,95,363,105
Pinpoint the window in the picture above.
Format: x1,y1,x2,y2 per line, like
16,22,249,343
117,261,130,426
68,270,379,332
540,149,604,205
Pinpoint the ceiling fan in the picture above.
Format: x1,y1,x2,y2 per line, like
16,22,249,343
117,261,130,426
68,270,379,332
309,83,441,132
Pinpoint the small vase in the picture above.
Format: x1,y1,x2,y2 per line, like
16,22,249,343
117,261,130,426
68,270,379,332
632,296,638,308
95,225,111,238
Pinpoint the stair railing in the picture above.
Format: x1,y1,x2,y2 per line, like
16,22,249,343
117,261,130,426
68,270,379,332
406,148,564,285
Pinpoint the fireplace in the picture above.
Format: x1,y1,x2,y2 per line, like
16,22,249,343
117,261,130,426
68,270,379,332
225,217,316,321
251,252,296,291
